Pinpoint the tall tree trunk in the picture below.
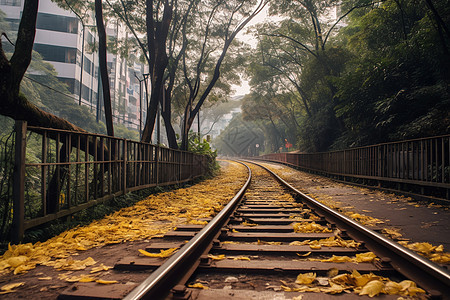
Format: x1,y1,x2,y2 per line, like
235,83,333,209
179,0,267,150
141,0,172,143
95,0,114,136
161,88,178,149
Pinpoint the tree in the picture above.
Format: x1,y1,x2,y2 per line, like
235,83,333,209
179,0,267,150
95,0,114,136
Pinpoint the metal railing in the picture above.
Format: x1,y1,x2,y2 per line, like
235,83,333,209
259,135,450,201
11,121,210,242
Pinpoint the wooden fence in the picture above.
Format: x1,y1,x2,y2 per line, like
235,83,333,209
11,121,210,242
259,135,450,201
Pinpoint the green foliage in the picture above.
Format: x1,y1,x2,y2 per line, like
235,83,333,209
185,132,219,175
243,0,450,152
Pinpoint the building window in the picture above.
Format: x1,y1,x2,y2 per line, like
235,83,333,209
81,84,90,101
58,77,76,94
36,13,78,34
83,56,92,75
34,43,77,64
0,0,21,6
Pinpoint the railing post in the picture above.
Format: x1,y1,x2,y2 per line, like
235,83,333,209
12,120,27,243
155,145,159,185
123,140,127,195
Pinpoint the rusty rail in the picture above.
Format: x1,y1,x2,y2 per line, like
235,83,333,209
11,121,211,242
259,135,450,201
124,161,251,300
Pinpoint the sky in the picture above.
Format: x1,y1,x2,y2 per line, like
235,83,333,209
232,4,270,97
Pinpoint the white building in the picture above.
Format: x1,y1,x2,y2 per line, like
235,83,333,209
1,0,147,131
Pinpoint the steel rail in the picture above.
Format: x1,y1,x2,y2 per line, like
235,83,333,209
247,160,450,297
124,161,252,300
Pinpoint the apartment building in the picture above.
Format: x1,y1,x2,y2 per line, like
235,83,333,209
0,0,147,131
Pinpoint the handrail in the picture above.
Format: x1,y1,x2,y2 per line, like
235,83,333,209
258,135,450,201
10,121,211,242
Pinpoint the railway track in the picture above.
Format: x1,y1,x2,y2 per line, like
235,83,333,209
58,161,450,299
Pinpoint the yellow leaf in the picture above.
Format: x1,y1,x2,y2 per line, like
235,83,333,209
309,244,322,250
384,281,401,295
293,222,332,233
13,263,36,274
351,270,372,287
1,282,25,291
296,252,311,257
38,277,52,280
321,283,346,294
79,276,96,283
359,280,384,297
188,220,208,225
6,256,28,268
138,248,177,258
295,272,316,285
96,279,118,284
188,283,208,289
208,254,226,260
233,256,250,261
241,221,258,227
232,229,239,233
90,263,113,273
354,252,377,263
319,255,352,263
435,245,444,252
331,274,351,285
289,240,310,246
430,253,450,264
406,287,426,296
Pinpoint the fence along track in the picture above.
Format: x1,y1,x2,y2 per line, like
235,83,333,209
259,135,450,202
10,121,210,242
58,160,450,299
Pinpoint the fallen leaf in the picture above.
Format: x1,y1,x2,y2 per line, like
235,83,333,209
295,272,316,285
96,279,118,284
188,283,208,289
138,248,177,258
293,222,332,233
0,282,25,291
208,254,226,260
359,280,384,297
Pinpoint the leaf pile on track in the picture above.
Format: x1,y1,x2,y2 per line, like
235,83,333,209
292,222,332,233
281,270,426,297
0,161,248,280
289,236,360,249
306,252,377,263
398,241,450,264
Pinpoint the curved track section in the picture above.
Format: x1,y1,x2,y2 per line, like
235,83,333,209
248,160,450,297
58,160,450,300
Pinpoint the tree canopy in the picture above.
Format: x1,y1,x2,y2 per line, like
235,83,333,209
1,0,449,155
226,0,450,155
